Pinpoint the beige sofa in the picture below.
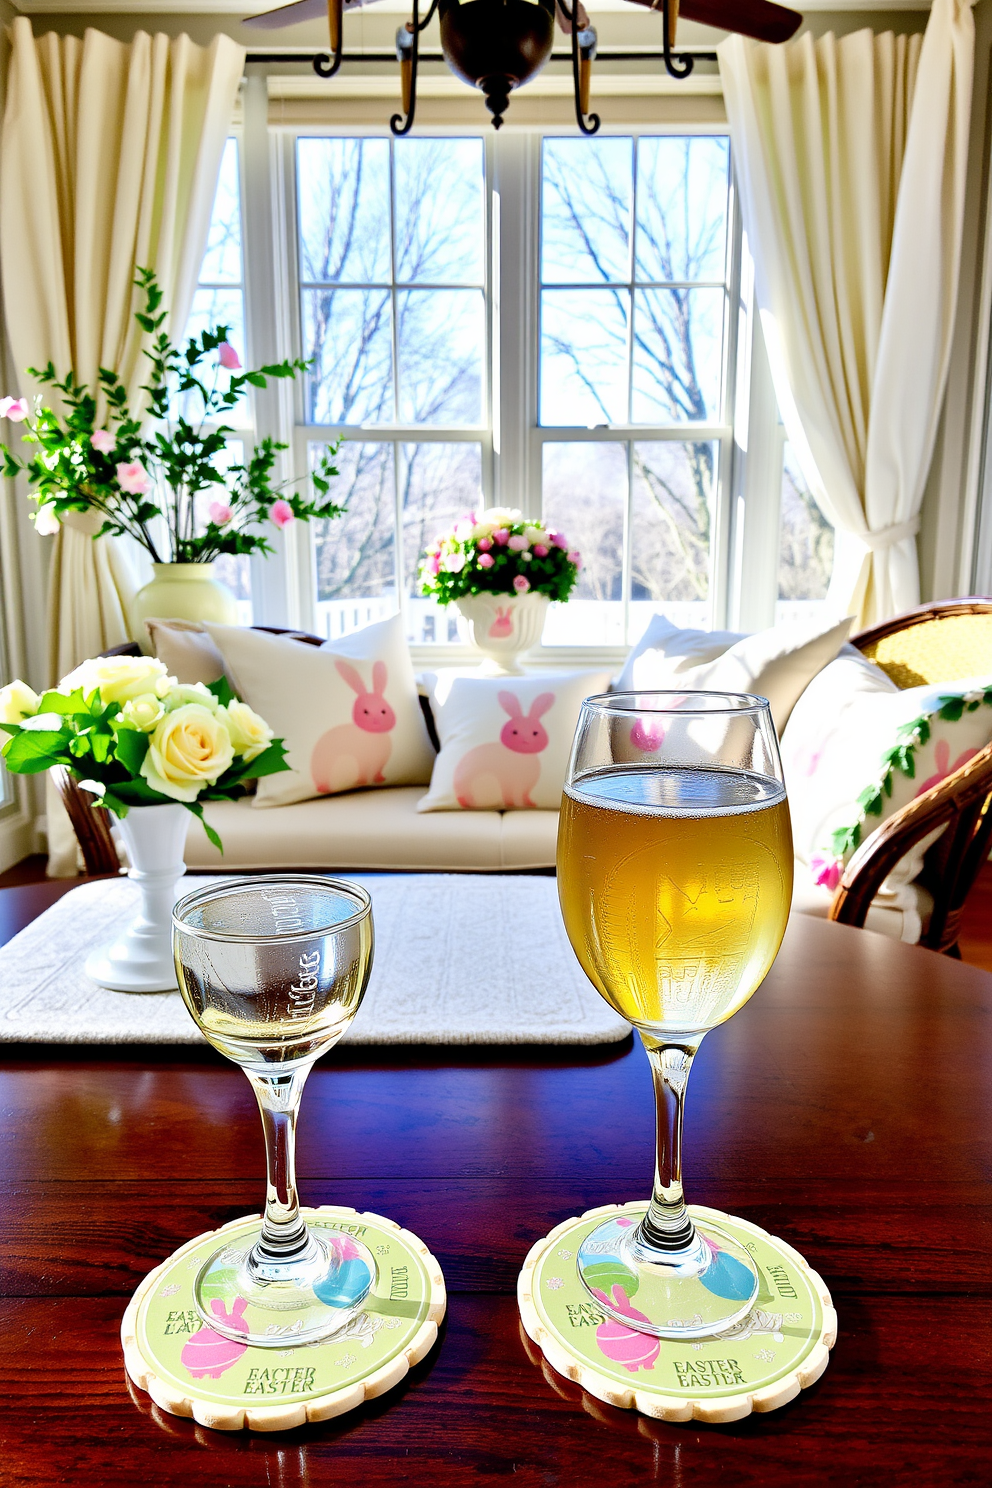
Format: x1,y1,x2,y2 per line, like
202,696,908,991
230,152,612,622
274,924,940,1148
186,786,559,872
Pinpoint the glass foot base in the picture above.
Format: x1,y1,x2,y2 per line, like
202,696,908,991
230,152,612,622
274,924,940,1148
577,1212,759,1339
193,1222,377,1348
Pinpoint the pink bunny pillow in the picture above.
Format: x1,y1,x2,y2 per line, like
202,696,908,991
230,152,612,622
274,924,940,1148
418,669,612,813
201,613,436,807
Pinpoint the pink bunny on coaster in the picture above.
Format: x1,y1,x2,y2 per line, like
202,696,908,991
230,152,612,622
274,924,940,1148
454,691,555,809
589,1284,661,1373
488,606,513,640
180,1297,249,1380
310,659,396,794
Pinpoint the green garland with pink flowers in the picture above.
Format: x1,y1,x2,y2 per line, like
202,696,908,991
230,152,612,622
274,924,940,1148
419,508,581,605
0,268,345,565
827,687,992,863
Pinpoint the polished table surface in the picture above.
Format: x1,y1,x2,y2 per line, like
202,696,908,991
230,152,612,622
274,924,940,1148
0,882,989,1487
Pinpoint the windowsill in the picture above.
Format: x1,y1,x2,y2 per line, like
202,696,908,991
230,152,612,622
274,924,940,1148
409,644,626,676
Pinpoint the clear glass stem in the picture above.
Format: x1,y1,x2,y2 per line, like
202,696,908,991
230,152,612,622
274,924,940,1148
636,1039,702,1255
246,1067,317,1270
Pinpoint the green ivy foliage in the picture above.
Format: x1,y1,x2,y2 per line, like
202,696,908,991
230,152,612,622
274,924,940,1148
830,688,992,859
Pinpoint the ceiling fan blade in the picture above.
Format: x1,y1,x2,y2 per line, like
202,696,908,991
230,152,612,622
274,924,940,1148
677,0,801,44
244,0,375,31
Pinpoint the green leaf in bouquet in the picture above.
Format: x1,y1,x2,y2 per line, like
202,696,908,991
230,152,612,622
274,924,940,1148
99,789,129,819
110,777,175,807
3,729,67,773
185,800,223,853
236,739,290,781
207,676,238,708
91,730,117,765
112,727,149,776
36,688,92,719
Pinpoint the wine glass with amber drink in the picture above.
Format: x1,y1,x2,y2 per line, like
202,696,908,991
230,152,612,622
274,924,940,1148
557,692,792,1338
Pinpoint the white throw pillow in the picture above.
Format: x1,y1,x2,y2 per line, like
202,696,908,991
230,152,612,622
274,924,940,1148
782,651,992,888
204,615,436,808
418,669,612,812
616,614,854,733
616,615,746,686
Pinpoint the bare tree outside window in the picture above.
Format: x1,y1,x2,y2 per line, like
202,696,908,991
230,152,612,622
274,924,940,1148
539,135,730,643
297,138,487,640
543,443,625,644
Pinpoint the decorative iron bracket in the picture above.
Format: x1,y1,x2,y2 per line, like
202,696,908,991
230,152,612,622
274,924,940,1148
390,0,439,134
660,0,693,79
559,0,600,135
313,0,344,78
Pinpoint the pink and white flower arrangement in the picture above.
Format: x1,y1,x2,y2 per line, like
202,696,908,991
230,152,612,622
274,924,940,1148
418,508,580,606
0,267,345,567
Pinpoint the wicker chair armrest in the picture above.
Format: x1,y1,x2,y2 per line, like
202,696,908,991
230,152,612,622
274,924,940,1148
828,741,992,935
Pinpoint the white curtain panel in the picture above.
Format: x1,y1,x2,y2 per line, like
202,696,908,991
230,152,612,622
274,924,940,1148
719,0,974,628
0,19,245,683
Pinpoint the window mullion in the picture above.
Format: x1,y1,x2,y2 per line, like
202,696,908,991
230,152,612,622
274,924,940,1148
242,80,302,628
709,166,743,631
386,142,407,635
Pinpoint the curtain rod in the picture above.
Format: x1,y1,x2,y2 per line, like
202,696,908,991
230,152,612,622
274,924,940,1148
244,49,719,66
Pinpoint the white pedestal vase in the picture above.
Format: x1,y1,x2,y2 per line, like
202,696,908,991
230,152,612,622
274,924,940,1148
454,592,550,675
84,803,190,993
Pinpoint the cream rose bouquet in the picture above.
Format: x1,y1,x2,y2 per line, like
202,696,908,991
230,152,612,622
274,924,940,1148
0,655,288,851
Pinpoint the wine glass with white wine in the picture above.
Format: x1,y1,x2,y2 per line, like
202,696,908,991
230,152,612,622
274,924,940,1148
557,692,793,1339
173,874,376,1348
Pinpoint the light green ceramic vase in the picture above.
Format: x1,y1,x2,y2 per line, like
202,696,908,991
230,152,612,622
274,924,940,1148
132,563,238,651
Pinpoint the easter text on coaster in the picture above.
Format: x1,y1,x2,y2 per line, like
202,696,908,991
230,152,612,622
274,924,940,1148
517,1203,836,1424
122,1207,446,1432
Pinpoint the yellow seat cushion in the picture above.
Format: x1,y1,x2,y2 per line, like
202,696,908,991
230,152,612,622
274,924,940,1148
860,613,992,689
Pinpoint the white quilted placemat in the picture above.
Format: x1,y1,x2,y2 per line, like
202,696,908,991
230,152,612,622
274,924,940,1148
0,874,630,1046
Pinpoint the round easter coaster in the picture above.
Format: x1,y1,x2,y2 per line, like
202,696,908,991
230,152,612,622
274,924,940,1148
517,1202,836,1424
122,1206,446,1433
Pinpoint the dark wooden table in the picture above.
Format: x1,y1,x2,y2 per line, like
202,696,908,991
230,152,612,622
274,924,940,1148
0,882,989,1487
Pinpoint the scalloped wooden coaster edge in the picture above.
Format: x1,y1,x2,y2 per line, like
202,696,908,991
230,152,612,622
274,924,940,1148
517,1202,836,1424
121,1206,446,1433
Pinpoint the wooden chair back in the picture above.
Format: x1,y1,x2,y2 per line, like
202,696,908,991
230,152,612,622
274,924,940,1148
832,599,992,953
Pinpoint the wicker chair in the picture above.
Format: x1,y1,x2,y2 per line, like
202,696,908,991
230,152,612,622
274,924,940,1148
55,604,992,955
830,599,992,954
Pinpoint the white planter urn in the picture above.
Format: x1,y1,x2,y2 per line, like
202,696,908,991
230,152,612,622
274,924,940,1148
454,592,550,675
84,803,190,993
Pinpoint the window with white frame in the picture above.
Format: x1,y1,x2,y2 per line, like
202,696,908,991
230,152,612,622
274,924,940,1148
295,136,488,645
204,122,836,654
537,134,732,647
184,136,253,625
